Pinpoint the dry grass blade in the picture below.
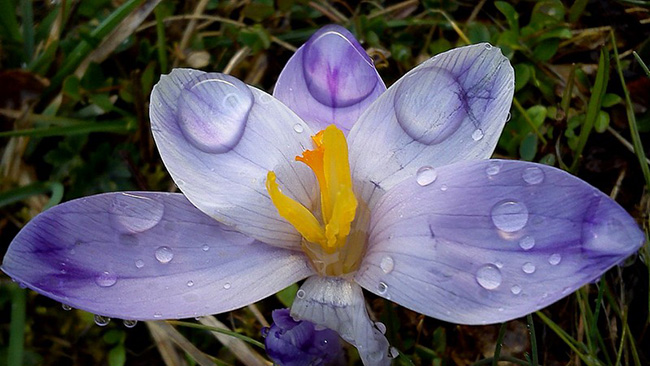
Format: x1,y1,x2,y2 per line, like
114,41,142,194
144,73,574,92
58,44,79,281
198,316,270,366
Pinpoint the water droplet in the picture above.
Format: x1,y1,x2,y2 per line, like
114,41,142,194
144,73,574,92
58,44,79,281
511,285,522,295
380,256,394,274
94,315,111,326
472,128,484,141
494,261,503,268
506,112,512,122
155,246,174,264
519,236,535,250
484,44,493,50
178,74,252,153
440,184,448,191
187,280,194,287
61,303,72,311
135,259,144,268
416,166,437,186
486,161,502,176
389,347,400,358
549,253,562,266
153,312,163,318
202,244,210,252
475,264,502,290
522,262,536,274
522,166,544,185
491,200,529,232
293,123,304,133
110,193,164,234
375,322,386,334
123,320,138,328
296,289,305,299
95,271,117,287
378,282,388,295
223,282,231,290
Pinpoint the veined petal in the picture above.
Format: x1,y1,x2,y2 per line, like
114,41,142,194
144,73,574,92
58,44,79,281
274,25,386,133
151,69,317,248
291,276,391,365
1,193,313,320
348,43,514,207
356,160,643,325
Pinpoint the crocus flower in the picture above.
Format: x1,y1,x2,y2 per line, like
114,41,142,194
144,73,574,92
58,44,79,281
263,308,344,366
2,25,644,365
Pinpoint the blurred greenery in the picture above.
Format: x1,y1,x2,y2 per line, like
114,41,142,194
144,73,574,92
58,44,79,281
1,0,649,365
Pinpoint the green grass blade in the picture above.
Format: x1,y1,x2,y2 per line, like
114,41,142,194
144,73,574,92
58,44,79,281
492,323,508,366
0,0,22,42
570,47,610,172
154,4,168,73
166,320,265,349
20,0,34,62
0,119,132,138
611,33,650,190
527,314,538,366
8,285,26,366
633,51,650,77
0,181,64,209
536,311,591,363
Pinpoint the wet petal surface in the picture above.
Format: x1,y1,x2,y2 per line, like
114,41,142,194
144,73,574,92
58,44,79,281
356,160,643,325
2,192,312,320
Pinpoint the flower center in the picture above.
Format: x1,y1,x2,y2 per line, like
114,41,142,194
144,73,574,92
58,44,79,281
266,125,367,276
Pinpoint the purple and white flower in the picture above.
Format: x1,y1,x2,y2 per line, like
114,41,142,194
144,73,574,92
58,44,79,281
2,25,644,365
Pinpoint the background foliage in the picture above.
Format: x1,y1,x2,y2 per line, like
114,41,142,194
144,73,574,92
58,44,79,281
1,0,649,365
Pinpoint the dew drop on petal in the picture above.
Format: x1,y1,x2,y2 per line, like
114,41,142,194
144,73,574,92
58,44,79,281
472,128,484,141
94,315,111,326
223,282,231,290
187,280,194,287
378,282,388,295
440,184,448,191
135,259,144,269
491,200,528,232
375,321,387,334
486,161,502,176
475,264,502,290
95,271,117,287
293,123,304,133
202,244,210,252
484,44,493,50
123,320,138,328
549,253,562,266
522,166,545,185
416,166,437,186
61,303,72,311
519,236,535,250
110,193,164,234
296,289,305,299
153,313,163,318
522,262,536,274
380,256,394,274
506,112,512,122
511,285,522,295
155,246,174,264
389,347,400,358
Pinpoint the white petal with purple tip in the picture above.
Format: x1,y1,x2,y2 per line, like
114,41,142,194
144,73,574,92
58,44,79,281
2,192,313,320
355,160,644,325
151,69,317,248
348,43,514,207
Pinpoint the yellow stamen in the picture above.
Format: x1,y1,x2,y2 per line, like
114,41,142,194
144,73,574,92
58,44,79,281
267,125,360,269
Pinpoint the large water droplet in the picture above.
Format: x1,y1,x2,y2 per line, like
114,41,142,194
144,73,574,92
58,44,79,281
95,271,117,287
416,166,437,186
377,282,388,295
548,253,562,266
511,285,522,295
187,280,194,287
491,200,529,232
475,264,502,290
223,282,231,290
178,74,252,153
155,246,174,264
380,256,394,274
519,236,535,250
110,193,164,234
522,166,544,185
486,161,502,176
472,128,484,141
296,289,305,299
123,320,138,328
293,123,304,133
522,262,536,274
94,315,111,326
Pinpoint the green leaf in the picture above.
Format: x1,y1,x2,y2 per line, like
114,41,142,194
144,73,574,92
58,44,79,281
539,153,556,166
495,1,519,32
530,0,565,29
514,64,531,91
108,346,126,366
519,133,538,161
601,93,622,108
532,38,559,61
276,284,299,307
62,75,82,101
466,22,490,43
594,111,610,133
429,38,451,55
527,105,547,127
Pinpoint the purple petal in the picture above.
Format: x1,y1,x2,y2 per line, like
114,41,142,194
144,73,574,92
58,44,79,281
274,25,386,133
2,192,312,320
264,308,344,366
151,69,318,248
291,276,391,365
356,160,643,325
348,43,514,207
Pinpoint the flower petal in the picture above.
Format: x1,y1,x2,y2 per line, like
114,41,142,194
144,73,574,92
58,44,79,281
1,192,312,320
348,43,514,206
356,160,644,325
291,276,391,365
151,69,317,248
274,25,386,133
